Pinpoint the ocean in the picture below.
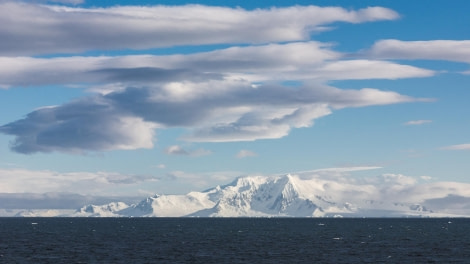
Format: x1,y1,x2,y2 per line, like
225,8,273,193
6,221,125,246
0,218,469,263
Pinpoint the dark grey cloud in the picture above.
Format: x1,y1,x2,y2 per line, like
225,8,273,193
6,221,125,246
105,87,216,127
0,95,156,153
423,194,470,210
92,67,224,84
0,63,224,87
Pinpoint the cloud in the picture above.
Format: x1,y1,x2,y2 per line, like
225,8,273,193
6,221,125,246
423,195,470,214
19,0,85,4
165,170,240,188
0,168,160,195
0,99,157,153
292,169,470,211
3,167,470,213
305,166,383,173
50,0,84,4
165,145,211,157
404,120,432,126
165,145,189,156
391,181,470,205
441,144,470,150
0,80,430,153
0,3,398,56
302,170,470,207
186,103,334,142
0,42,436,89
0,166,238,199
310,60,434,80
380,173,417,186
294,166,382,181
236,150,257,158
366,39,470,63
420,176,432,181
0,192,142,210
0,5,434,154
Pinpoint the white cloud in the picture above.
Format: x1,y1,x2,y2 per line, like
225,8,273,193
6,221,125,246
0,42,435,88
393,181,470,205
366,39,470,63
294,170,470,208
0,192,141,210
52,0,84,4
0,3,398,56
311,60,435,80
165,145,189,156
404,120,432,126
165,145,211,157
186,103,334,142
19,0,85,4
295,166,382,182
442,144,470,150
0,79,430,152
307,166,383,173
292,169,470,209
236,150,258,158
0,4,435,154
3,167,470,213
0,168,160,195
166,170,240,188
381,173,417,186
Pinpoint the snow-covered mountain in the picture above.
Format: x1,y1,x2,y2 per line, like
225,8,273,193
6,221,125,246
68,173,470,217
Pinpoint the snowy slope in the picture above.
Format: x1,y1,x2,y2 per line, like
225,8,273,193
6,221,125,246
118,192,216,217
74,202,130,217
70,173,467,217
7,172,470,217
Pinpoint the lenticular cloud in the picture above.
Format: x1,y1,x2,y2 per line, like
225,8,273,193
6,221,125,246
0,3,434,154
0,2,398,56
0,80,426,153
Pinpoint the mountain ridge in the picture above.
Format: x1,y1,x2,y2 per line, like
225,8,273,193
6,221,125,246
72,173,446,217
5,172,470,217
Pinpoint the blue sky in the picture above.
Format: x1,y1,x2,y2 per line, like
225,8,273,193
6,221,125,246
0,0,469,199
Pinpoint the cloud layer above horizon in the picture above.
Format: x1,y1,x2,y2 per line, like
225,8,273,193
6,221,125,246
2,166,470,216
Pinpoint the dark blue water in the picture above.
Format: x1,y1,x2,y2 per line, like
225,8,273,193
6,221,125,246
1,218,469,263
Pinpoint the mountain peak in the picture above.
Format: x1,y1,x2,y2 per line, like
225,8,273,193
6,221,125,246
55,173,466,218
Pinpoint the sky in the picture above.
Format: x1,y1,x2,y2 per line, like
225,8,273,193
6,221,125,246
0,0,469,204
